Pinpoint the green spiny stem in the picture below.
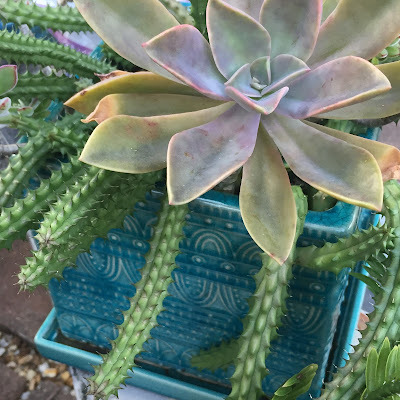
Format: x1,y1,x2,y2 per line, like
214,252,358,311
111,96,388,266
271,364,318,400
362,380,400,400
295,224,395,275
317,180,400,400
0,135,53,208
0,29,112,78
9,71,80,103
18,170,162,289
160,0,194,24
226,187,308,400
0,155,87,250
191,188,308,381
87,194,188,400
100,43,139,72
0,0,92,32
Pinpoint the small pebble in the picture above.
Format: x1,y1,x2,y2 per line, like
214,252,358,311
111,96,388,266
42,367,58,378
60,370,71,383
18,354,34,365
8,344,17,352
21,392,30,400
6,361,17,368
26,369,36,381
0,348,5,356
38,362,50,374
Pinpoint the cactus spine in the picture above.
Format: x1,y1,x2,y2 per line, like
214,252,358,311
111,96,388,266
0,0,92,32
317,180,400,400
0,29,112,78
87,194,188,399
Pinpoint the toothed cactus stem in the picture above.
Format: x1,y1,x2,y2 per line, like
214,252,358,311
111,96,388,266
0,30,112,78
18,170,162,289
296,224,395,274
10,71,80,103
317,180,400,400
362,380,400,400
0,155,87,249
0,135,53,207
190,0,208,38
0,0,92,32
160,0,194,24
87,195,188,399
226,187,308,400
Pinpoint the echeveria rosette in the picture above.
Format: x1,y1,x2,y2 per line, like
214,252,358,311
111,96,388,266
67,0,400,264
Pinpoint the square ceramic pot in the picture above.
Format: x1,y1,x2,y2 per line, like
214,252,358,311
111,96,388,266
34,127,379,399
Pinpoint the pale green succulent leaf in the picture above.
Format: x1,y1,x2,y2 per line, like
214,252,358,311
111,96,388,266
73,0,180,81
309,0,400,67
225,63,263,97
225,85,288,115
240,125,296,264
260,0,322,61
261,54,310,95
80,102,233,173
322,0,339,23
317,61,400,120
221,0,264,20
304,121,400,181
144,25,230,100
262,114,383,211
207,0,271,79
277,56,391,119
365,348,379,393
83,93,224,124
250,56,271,85
0,65,17,95
65,71,201,115
376,338,392,387
167,104,260,204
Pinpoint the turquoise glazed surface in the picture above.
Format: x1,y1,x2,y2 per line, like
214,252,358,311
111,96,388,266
45,123,378,399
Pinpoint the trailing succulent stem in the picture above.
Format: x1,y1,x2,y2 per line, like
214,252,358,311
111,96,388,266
295,224,395,275
192,188,307,399
0,29,111,78
159,0,194,25
10,71,80,103
0,155,87,249
87,194,188,400
226,187,307,400
317,180,400,400
18,169,163,290
271,364,318,400
0,0,91,32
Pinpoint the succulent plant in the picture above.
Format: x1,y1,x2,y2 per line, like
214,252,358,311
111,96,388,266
66,0,400,264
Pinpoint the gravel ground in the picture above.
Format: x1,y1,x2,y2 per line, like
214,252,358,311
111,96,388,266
0,329,75,399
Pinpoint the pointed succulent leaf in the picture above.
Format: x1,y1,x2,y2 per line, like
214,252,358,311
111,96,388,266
0,65,17,95
262,114,383,211
322,0,339,23
318,61,400,120
144,25,229,100
309,0,400,67
225,63,263,97
365,348,379,393
83,94,224,124
73,0,180,81
304,121,400,181
240,125,296,264
225,85,288,115
221,0,264,20
167,104,260,204
207,0,271,79
80,103,233,173
95,70,130,81
260,0,322,61
277,56,391,119
376,338,391,387
65,72,200,115
261,54,310,95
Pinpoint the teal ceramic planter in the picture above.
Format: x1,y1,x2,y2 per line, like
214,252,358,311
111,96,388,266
33,125,379,399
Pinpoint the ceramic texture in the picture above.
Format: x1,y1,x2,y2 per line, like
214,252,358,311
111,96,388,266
47,156,377,399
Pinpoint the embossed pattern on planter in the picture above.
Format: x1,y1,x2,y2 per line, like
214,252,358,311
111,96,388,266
49,186,374,399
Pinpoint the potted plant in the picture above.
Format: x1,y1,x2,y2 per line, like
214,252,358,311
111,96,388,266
2,0,400,399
